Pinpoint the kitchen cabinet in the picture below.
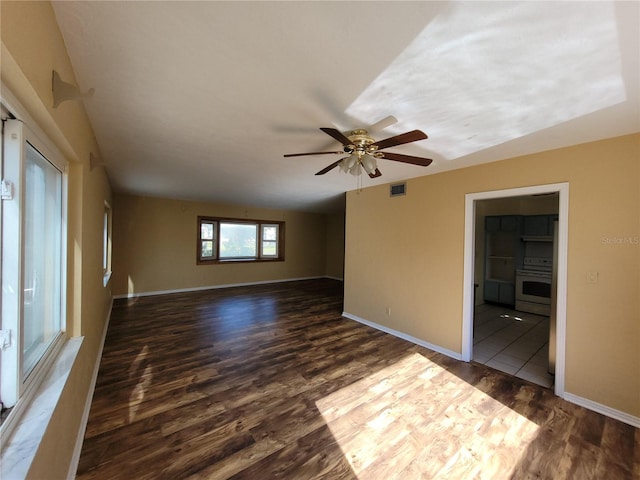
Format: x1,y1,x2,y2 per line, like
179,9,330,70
484,215,523,306
484,280,515,305
485,215,521,233
523,214,559,236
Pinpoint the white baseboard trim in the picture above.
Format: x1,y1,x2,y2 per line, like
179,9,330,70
112,276,336,299
563,392,640,428
325,275,344,281
67,299,113,480
342,312,463,361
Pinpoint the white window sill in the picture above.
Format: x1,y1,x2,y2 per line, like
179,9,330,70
0,337,83,479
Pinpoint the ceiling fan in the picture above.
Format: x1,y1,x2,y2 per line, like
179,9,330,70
284,127,432,178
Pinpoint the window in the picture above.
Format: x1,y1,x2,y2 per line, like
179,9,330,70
1,119,66,411
260,224,279,258
197,217,284,263
103,202,112,285
200,219,216,260
22,142,63,375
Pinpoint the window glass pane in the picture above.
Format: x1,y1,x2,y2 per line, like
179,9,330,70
23,143,62,376
262,241,277,256
201,240,214,258
263,225,277,241
103,209,108,271
201,222,214,240
220,223,257,258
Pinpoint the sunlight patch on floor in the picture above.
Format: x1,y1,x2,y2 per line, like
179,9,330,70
128,346,153,422
315,352,539,479
500,313,524,321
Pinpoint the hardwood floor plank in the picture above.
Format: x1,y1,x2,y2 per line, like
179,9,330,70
163,429,256,479
559,434,601,479
509,427,568,479
598,417,636,473
230,424,353,480
189,439,287,480
77,279,639,479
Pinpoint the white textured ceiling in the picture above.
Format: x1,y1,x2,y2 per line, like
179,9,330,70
51,1,639,213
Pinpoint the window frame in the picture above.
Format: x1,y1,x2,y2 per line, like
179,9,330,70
1,117,68,432
197,216,285,264
199,218,217,261
103,201,113,286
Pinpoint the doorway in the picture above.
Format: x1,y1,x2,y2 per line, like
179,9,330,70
461,183,569,398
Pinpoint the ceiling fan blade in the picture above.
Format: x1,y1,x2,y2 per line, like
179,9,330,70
380,151,433,167
367,115,397,132
371,130,428,150
320,127,353,147
368,168,382,178
283,151,344,158
315,159,344,175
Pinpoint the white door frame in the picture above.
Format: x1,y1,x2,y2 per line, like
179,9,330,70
461,182,569,398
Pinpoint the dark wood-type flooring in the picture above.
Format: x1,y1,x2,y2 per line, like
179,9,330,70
77,279,639,479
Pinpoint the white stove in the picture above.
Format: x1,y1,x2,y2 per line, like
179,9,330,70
516,257,553,315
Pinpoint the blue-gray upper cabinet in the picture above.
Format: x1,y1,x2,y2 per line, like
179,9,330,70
485,215,522,233
523,214,558,236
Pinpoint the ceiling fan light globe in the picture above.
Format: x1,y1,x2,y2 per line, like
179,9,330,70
361,154,377,174
340,153,359,175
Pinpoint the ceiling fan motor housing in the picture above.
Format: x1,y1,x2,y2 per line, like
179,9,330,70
337,129,379,175
345,129,381,157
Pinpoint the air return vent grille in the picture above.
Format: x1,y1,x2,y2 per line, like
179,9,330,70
390,182,406,197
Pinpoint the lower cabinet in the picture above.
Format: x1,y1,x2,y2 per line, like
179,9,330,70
484,280,515,306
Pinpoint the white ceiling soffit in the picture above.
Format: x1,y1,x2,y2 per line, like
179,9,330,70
51,1,639,213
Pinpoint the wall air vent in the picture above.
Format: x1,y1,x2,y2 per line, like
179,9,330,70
390,182,406,197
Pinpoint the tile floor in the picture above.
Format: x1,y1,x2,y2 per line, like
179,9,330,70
472,303,554,389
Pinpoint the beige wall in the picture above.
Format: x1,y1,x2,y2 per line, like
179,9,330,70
112,194,330,296
325,212,345,279
2,2,113,478
344,134,639,417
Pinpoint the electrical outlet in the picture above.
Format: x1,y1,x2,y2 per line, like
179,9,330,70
586,271,599,284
